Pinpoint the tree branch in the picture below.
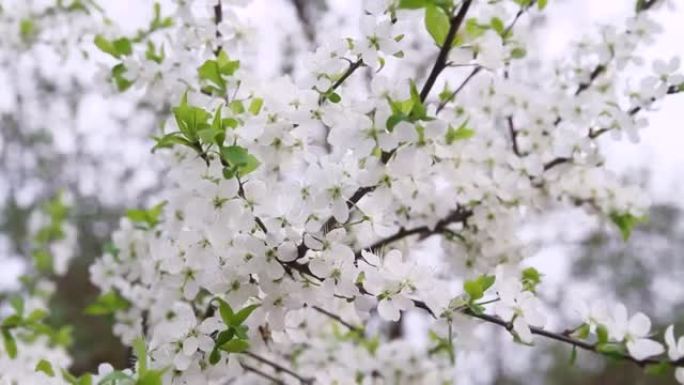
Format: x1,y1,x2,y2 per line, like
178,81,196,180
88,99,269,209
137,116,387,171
244,351,314,384
460,309,684,368
213,0,223,55
507,116,522,156
435,66,481,114
419,0,473,102
241,362,286,385
312,305,364,333
354,207,472,260
435,0,535,113
544,84,682,171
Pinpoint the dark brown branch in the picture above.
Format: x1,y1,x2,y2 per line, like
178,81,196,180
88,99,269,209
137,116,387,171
312,305,364,333
636,0,661,12
435,0,534,113
419,0,473,102
575,64,606,96
461,309,684,368
241,363,286,385
507,116,522,156
355,208,472,260
245,351,314,384
435,66,481,114
213,0,223,55
318,59,364,105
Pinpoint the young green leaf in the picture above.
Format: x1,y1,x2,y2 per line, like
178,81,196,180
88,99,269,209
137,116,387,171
36,359,55,377
424,5,450,46
84,291,131,316
445,121,475,144
231,304,259,326
218,338,250,353
217,299,235,326
132,338,148,374
220,146,260,178
248,98,264,115
2,329,17,359
610,211,647,241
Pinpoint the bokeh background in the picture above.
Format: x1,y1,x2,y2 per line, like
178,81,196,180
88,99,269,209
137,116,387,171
1,0,683,383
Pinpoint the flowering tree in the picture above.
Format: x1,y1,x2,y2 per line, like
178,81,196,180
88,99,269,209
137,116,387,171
2,0,684,384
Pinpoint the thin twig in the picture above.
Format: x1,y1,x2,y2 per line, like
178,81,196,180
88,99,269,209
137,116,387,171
312,305,364,333
242,362,286,385
245,351,314,384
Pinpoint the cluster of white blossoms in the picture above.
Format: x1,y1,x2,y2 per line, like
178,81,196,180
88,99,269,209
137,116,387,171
3,0,684,384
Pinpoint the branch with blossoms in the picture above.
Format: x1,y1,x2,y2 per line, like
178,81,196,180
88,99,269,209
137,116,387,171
7,0,684,385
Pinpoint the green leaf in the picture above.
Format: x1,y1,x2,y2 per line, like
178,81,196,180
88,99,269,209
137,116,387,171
463,279,484,301
232,304,259,326
9,297,24,317
98,370,134,385
510,47,527,59
386,114,406,131
490,17,505,36
248,98,264,115
111,64,133,92
2,329,17,359
465,18,488,39
424,5,450,46
408,81,427,120
133,338,148,374
136,370,164,385
229,100,245,114
215,329,235,346
610,211,647,241
398,0,429,9
145,41,164,64
217,299,235,326
574,323,591,340
538,0,549,10
33,249,53,273
596,342,627,358
569,345,577,366
94,35,131,58
645,361,670,376
216,50,240,76
85,291,130,316
126,201,166,229
218,339,250,353
327,92,341,103
2,314,22,328
198,59,226,93
209,348,221,365
78,374,93,385
172,93,211,141
220,146,260,178
152,132,192,151
445,121,475,144
36,359,55,377
596,324,609,344
521,267,542,291
20,18,37,42
477,275,495,292
26,309,48,323
112,38,132,56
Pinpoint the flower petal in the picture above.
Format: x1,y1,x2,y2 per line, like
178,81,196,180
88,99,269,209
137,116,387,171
627,338,664,361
